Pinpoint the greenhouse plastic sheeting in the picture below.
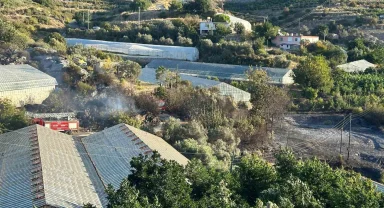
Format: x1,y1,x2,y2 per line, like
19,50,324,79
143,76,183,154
66,38,199,61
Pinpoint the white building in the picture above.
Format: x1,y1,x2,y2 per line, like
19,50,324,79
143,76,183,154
199,14,252,35
0,64,57,107
66,38,199,61
272,33,319,50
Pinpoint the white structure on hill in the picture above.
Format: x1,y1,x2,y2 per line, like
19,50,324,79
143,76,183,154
336,59,376,73
66,38,199,61
0,64,57,107
200,14,252,35
140,67,251,102
0,124,188,207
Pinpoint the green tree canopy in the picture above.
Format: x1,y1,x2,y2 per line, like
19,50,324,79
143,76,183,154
130,0,151,11
213,14,230,23
0,99,29,133
116,60,141,81
294,55,333,92
105,150,384,208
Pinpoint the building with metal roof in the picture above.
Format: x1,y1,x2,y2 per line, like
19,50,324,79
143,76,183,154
66,38,199,61
82,124,189,188
0,64,57,107
336,59,376,73
140,67,251,102
145,59,294,85
0,124,188,207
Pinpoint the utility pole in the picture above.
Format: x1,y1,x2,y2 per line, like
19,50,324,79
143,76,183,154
87,10,90,30
138,7,141,28
339,115,344,154
347,113,352,161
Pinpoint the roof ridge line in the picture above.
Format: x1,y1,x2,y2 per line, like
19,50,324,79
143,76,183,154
29,125,47,206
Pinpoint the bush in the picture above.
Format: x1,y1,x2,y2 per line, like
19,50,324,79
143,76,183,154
130,0,151,11
213,14,230,23
77,82,96,96
302,87,318,100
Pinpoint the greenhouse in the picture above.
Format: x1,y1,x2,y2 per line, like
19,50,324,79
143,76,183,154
222,13,252,32
66,38,199,61
140,67,251,102
0,64,57,107
145,59,294,85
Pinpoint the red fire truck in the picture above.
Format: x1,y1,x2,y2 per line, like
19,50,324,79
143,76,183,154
27,112,80,134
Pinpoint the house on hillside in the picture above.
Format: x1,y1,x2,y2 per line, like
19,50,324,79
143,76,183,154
199,14,252,35
144,59,295,85
0,124,188,207
0,64,57,107
272,33,319,50
336,59,376,73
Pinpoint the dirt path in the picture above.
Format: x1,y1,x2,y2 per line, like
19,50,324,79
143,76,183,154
274,114,384,166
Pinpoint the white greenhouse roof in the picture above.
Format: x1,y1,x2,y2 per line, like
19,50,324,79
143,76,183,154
336,59,376,73
0,64,57,92
140,67,251,102
217,13,252,31
66,38,199,61
0,124,188,207
145,59,292,84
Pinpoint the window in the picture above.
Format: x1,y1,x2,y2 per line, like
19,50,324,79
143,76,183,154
280,37,283,41
295,38,298,41
287,37,292,41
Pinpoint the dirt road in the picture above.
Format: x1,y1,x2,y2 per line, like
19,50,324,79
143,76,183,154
273,114,384,166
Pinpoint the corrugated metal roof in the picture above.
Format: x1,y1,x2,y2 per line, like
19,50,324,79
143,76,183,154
66,38,199,61
0,64,57,92
0,125,106,208
337,60,376,73
0,126,41,208
146,59,291,82
0,124,188,206
81,124,189,188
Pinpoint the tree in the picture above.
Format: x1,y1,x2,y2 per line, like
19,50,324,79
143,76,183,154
317,24,329,41
169,0,182,11
215,23,232,38
294,55,333,92
116,60,141,81
107,112,142,128
254,22,279,46
155,66,180,88
367,48,384,65
183,0,216,15
130,0,151,11
0,99,29,133
235,154,278,205
213,14,230,23
0,19,30,49
127,152,195,207
234,23,245,35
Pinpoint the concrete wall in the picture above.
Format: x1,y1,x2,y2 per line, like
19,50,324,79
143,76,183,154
0,86,55,107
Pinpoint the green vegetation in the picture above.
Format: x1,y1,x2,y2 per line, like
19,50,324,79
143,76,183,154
0,99,29,133
213,14,230,23
104,150,384,207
